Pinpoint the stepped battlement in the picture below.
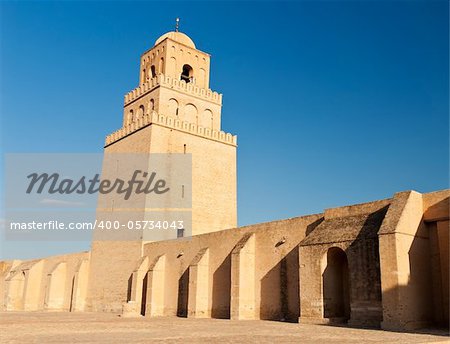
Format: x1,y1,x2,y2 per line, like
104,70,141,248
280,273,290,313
124,74,222,106
105,111,237,147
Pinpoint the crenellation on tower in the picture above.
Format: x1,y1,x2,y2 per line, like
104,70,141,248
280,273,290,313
124,75,222,106
121,74,223,130
105,111,237,147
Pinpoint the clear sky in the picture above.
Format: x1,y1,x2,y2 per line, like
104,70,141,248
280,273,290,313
0,1,448,259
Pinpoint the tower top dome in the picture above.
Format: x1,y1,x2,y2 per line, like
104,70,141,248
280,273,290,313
154,31,196,49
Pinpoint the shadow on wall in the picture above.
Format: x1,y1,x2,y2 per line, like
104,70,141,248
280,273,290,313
141,273,148,316
69,276,75,312
381,215,449,331
305,218,325,236
381,283,449,336
211,254,231,319
346,207,387,327
174,254,232,319
177,269,189,317
126,275,132,303
260,246,300,322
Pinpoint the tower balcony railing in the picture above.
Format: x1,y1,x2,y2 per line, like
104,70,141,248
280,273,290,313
105,110,237,147
124,74,222,106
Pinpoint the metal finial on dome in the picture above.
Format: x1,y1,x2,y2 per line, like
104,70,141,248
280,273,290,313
175,18,180,32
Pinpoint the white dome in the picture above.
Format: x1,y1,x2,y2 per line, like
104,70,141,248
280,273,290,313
155,31,196,48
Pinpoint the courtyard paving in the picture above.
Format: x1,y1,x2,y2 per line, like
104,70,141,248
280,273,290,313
0,312,448,343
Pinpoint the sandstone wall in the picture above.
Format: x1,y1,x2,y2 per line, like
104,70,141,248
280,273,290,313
2,252,89,312
1,189,448,333
124,214,323,321
299,198,390,327
423,190,449,327
379,190,449,330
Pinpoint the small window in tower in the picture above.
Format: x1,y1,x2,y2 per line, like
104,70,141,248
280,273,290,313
177,228,185,238
181,64,193,83
139,105,145,118
128,109,134,124
151,65,156,78
168,98,178,117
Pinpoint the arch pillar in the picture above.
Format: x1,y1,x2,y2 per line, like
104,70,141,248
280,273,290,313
45,262,67,311
144,255,166,317
230,233,256,320
188,248,210,318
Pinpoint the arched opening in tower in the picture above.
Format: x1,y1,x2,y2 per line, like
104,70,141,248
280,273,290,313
181,64,193,83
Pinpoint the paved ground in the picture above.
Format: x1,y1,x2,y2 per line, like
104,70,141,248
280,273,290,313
0,312,448,344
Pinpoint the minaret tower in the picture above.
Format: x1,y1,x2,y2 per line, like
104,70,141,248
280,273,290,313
106,27,237,235
88,27,237,312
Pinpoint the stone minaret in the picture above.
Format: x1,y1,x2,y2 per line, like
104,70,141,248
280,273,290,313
87,30,237,312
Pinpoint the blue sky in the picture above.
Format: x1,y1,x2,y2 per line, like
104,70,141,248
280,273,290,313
0,1,448,259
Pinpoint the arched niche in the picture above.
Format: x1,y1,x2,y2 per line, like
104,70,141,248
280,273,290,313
322,247,351,321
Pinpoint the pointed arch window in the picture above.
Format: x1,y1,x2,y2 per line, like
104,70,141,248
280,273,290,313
138,105,145,119
128,109,134,124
